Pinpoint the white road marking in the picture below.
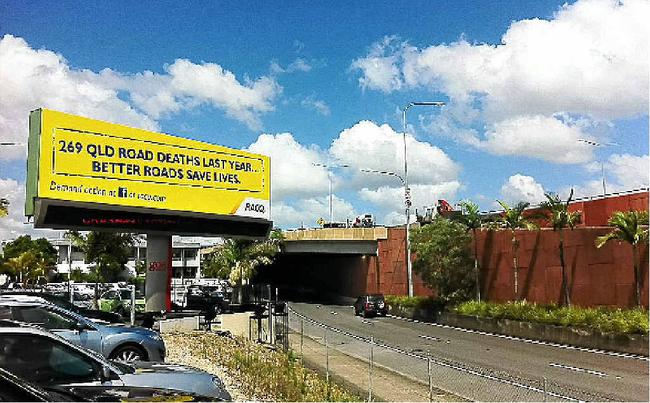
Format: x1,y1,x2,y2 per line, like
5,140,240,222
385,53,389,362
419,334,443,342
387,314,649,362
549,363,608,377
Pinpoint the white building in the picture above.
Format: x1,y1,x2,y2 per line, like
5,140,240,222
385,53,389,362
48,236,219,281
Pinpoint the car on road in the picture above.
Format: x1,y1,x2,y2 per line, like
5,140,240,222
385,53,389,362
0,296,164,362
0,321,231,401
353,294,388,317
185,284,230,314
0,290,123,323
99,288,146,318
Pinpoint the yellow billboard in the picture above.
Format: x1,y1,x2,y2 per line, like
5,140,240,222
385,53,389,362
26,109,270,220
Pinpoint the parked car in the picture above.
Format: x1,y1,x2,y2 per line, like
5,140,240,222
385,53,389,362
0,366,67,402
98,289,145,318
0,296,164,362
0,290,123,323
0,321,231,401
353,294,388,317
185,285,230,314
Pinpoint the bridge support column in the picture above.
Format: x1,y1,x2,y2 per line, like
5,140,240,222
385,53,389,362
145,234,172,312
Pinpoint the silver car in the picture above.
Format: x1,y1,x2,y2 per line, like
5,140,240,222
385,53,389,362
0,296,164,362
0,321,231,401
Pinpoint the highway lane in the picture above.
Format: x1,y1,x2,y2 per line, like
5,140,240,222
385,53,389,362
289,302,649,402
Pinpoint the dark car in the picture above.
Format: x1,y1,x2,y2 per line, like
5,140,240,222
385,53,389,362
0,321,231,401
0,366,71,402
353,294,388,317
0,291,123,323
1,359,221,402
185,285,230,314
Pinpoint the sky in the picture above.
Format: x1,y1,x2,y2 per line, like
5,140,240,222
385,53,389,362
0,0,648,239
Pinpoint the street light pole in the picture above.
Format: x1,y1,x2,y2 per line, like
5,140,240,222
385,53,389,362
402,101,445,297
577,139,619,196
313,163,349,224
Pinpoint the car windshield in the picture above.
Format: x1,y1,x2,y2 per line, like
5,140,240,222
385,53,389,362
368,295,384,302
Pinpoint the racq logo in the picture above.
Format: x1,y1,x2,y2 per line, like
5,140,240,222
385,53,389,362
148,261,166,271
244,202,265,213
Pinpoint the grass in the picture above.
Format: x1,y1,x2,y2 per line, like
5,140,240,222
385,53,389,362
455,300,649,335
165,332,360,402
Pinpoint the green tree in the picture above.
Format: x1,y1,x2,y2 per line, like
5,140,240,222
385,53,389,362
457,200,483,302
1,236,57,284
596,211,649,307
65,231,136,302
202,229,282,284
4,251,47,287
541,189,581,306
2,235,57,263
0,198,8,217
410,217,475,303
495,200,539,300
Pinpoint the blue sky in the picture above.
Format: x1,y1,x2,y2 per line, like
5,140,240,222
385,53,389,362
1,0,648,237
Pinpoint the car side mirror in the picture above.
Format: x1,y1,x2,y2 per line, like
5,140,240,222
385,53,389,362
71,321,88,332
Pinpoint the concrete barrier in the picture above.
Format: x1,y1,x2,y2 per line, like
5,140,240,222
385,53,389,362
159,316,200,333
221,312,252,338
439,312,649,356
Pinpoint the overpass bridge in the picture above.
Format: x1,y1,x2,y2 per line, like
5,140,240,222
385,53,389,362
256,226,433,301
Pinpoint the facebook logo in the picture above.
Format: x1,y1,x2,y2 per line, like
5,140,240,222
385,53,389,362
118,187,128,198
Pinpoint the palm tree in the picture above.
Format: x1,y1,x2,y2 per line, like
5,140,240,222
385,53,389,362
541,189,581,306
495,200,539,300
0,198,8,217
458,200,483,301
595,211,649,307
203,229,283,285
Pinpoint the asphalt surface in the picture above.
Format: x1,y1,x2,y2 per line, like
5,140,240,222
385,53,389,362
289,302,649,402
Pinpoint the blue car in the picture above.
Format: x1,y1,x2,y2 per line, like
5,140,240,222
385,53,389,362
0,296,164,362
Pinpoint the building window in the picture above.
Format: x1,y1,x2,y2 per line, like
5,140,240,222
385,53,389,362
172,249,182,261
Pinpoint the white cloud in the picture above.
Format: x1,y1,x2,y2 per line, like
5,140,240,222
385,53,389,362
329,120,460,188
301,96,331,116
0,178,60,240
270,58,313,75
272,196,357,229
500,174,546,204
0,35,158,160
104,58,281,130
352,0,649,164
244,121,463,228
353,0,648,120
479,115,596,164
359,181,461,224
246,133,329,200
0,35,281,162
350,36,405,93
572,153,649,197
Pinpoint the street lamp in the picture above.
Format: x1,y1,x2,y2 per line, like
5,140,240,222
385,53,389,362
577,139,619,195
312,163,349,224
402,101,445,297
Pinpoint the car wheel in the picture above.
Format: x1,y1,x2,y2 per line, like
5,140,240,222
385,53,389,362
110,345,147,363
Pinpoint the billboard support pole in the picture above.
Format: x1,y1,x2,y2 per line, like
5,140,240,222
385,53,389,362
145,234,172,313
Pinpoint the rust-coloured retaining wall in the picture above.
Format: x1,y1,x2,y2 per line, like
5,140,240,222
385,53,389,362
372,226,648,309
374,227,434,297
475,227,649,308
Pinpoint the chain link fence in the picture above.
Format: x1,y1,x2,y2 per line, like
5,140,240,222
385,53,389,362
286,308,594,402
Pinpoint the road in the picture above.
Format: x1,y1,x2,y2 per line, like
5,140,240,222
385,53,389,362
288,302,649,402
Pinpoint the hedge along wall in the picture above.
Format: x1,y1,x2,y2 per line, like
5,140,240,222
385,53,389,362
474,227,649,308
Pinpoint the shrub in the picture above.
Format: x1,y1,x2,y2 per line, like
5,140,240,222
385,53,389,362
454,300,648,335
164,332,359,402
385,295,446,312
